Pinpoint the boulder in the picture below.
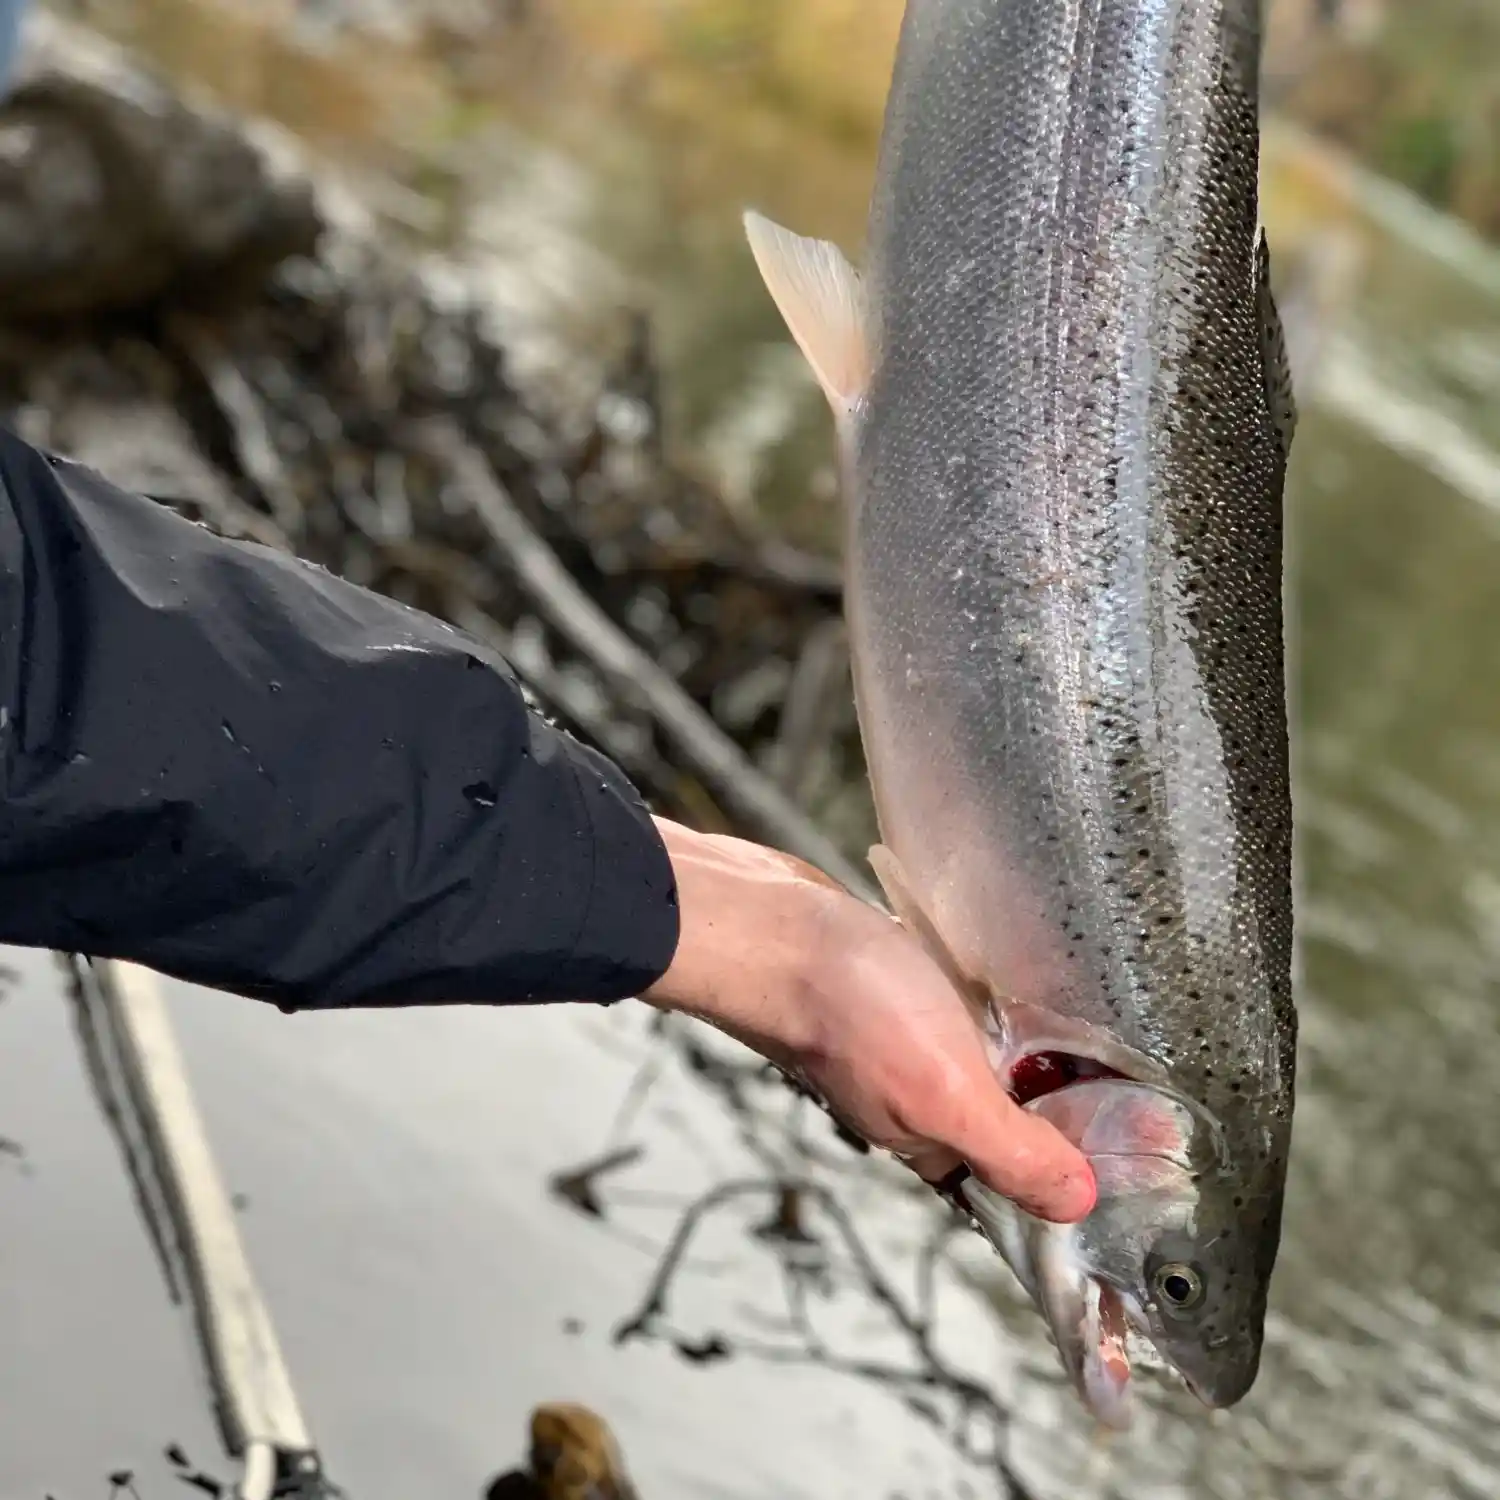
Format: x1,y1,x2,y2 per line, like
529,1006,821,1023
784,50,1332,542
0,14,322,318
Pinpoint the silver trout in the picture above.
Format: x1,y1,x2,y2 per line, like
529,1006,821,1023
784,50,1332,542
745,0,1296,1423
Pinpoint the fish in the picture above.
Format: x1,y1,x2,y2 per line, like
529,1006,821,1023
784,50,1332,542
744,0,1297,1425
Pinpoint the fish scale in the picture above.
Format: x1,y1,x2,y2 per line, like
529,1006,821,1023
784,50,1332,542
747,0,1296,1419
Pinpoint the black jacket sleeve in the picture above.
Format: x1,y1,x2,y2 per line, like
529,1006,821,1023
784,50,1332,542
0,425,680,1008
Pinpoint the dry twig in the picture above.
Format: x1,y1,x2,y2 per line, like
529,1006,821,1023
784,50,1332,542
611,1176,1034,1499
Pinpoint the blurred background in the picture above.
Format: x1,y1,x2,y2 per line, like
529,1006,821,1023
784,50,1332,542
2,2,1500,1498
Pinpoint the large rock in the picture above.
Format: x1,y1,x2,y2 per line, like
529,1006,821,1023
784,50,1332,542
0,14,323,318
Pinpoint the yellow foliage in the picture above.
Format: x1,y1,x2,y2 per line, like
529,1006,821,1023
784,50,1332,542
551,0,902,144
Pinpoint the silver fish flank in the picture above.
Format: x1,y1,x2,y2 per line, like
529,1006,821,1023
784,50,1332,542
746,0,1296,1423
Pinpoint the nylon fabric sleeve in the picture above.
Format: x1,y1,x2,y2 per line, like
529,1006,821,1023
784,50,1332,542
0,424,680,1008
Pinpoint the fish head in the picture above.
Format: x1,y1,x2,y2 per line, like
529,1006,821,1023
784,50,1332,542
964,1078,1274,1424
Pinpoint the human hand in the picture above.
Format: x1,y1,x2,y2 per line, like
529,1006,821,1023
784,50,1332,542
640,819,1096,1223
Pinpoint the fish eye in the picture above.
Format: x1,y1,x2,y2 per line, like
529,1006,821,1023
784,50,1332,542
1152,1261,1205,1311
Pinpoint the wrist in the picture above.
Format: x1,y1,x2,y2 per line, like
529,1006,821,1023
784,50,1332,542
641,817,837,1057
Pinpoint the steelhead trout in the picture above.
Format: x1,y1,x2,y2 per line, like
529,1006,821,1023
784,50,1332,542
745,0,1296,1423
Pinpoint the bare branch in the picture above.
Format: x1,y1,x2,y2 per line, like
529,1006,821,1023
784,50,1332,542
548,1146,646,1220
167,316,307,543
610,1175,1035,1499
772,616,849,802
612,1178,773,1346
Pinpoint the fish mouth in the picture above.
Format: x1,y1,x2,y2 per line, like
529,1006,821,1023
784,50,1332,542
964,1179,1164,1430
1065,1276,1226,1423
1026,1223,1137,1429
1078,1278,1133,1429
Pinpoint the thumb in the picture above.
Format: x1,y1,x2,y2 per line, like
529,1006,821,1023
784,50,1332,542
944,1081,1097,1224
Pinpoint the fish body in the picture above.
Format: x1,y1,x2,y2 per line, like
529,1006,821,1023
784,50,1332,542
746,0,1296,1419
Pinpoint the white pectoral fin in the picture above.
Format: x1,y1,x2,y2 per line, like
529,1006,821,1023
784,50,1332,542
867,843,926,933
743,210,871,417
868,843,992,1024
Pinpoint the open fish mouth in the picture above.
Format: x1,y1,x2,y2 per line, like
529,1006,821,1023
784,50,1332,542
1071,1279,1216,1427
1026,1229,1143,1430
1080,1279,1134,1428
1045,1263,1199,1428
963,1170,1147,1429
1086,1280,1230,1420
